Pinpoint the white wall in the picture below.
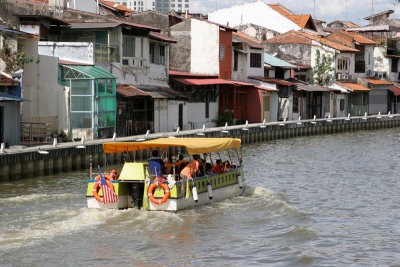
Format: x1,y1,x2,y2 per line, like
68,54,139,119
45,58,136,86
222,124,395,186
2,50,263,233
111,36,169,87
246,48,264,78
310,43,336,85
374,46,389,75
232,51,247,81
185,102,218,130
22,38,66,134
167,100,187,130
190,19,219,76
38,42,94,65
208,1,301,34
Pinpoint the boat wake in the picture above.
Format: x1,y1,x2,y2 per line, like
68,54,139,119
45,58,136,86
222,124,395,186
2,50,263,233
0,208,125,251
0,193,82,204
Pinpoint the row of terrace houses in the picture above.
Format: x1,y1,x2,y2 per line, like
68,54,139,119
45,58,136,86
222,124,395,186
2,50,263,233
1,0,400,146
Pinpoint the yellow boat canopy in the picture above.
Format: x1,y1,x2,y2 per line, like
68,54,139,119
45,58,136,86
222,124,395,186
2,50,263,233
103,138,241,154
103,142,134,154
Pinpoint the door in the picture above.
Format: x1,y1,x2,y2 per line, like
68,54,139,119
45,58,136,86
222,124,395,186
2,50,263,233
0,107,3,143
178,103,183,129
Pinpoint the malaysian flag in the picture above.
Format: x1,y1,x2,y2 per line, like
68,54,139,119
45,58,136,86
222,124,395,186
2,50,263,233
99,167,119,204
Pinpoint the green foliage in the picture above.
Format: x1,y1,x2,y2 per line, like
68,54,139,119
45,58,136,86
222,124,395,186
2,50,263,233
1,37,34,74
216,114,234,127
312,48,336,86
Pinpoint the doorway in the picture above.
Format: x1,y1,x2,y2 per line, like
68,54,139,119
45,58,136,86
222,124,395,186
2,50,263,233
0,107,3,143
178,103,183,129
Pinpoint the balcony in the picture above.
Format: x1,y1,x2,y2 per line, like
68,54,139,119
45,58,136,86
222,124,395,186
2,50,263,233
95,44,120,63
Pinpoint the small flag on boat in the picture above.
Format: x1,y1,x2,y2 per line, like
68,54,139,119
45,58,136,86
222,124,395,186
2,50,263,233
99,166,119,204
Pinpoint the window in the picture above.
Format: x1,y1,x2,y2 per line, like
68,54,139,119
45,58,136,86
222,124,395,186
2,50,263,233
250,53,261,68
337,58,348,72
233,50,238,71
123,35,135,57
292,96,299,113
149,42,166,65
391,58,398,73
220,44,225,61
340,99,345,111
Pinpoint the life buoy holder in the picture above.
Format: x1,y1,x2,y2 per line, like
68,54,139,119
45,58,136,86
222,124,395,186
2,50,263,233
92,180,115,203
148,182,170,205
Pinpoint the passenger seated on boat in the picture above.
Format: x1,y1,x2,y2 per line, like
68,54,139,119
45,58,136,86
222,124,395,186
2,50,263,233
223,160,231,170
214,159,225,174
148,150,164,178
205,163,214,175
180,154,201,180
175,155,187,169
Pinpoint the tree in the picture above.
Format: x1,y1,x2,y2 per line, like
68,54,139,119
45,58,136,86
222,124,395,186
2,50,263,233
312,48,336,86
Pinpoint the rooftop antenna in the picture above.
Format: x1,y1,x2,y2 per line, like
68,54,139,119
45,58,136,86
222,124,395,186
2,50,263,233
346,0,348,21
314,0,316,18
372,0,374,16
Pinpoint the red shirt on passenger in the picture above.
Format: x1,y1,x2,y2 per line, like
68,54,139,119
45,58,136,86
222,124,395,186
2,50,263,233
214,164,225,173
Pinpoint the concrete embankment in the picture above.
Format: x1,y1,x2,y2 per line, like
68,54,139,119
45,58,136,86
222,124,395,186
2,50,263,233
1,114,399,181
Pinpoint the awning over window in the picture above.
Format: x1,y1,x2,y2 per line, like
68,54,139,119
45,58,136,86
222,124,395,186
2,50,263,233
60,64,116,80
174,78,278,92
0,92,29,101
390,85,400,96
117,84,187,99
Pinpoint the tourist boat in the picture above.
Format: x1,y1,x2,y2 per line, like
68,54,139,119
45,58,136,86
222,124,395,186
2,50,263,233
86,138,245,211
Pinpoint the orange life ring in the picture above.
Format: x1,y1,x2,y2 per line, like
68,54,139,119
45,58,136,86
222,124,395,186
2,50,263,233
147,182,170,205
92,180,115,203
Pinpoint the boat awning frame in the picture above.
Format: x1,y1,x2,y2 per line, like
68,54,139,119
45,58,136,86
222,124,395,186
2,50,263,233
103,138,242,155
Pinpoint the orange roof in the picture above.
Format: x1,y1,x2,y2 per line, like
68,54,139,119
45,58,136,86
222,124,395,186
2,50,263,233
100,1,135,13
368,79,393,85
326,32,355,48
265,30,312,45
342,21,359,28
296,31,359,52
233,32,264,49
337,82,370,91
288,14,312,29
268,4,294,17
340,31,378,45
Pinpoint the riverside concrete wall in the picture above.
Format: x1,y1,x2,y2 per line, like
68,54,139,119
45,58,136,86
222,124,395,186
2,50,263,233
1,114,400,181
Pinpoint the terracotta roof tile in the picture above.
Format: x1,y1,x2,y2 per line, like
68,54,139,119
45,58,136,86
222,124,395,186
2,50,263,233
368,79,393,85
265,30,312,45
268,4,294,17
340,31,378,45
342,21,359,28
288,14,312,29
233,32,264,49
296,31,359,52
337,82,370,91
100,0,135,13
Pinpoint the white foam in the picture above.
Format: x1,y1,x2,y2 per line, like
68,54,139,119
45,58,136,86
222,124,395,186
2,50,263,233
0,193,81,204
0,208,124,251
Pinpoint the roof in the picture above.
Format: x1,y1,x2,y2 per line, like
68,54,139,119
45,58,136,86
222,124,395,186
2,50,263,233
0,73,19,86
364,10,394,20
59,60,93,65
337,82,370,91
340,31,378,45
174,78,234,86
99,0,135,13
67,22,122,29
268,4,316,31
116,85,149,97
60,64,116,79
295,83,329,92
169,70,218,78
103,138,241,154
137,86,187,99
342,21,359,28
390,85,400,96
368,79,393,85
347,25,400,33
233,32,264,49
296,30,359,52
265,30,312,45
249,77,296,86
17,15,69,25
264,53,296,68
195,18,237,32
291,63,312,69
149,31,177,43
0,92,29,102
134,138,241,154
64,9,161,32
254,85,278,92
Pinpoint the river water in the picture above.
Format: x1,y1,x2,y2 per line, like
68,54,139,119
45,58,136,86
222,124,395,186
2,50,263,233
1,129,399,266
